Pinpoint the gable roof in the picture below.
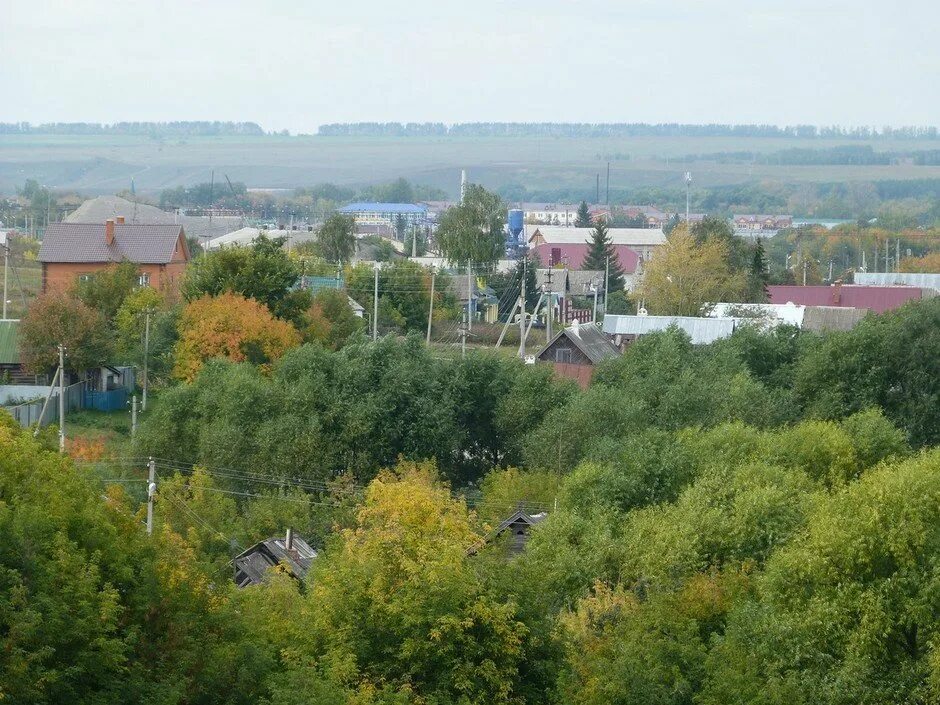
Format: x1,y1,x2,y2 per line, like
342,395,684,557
493,509,549,536
66,195,177,225
233,535,318,588
39,223,187,264
538,322,621,364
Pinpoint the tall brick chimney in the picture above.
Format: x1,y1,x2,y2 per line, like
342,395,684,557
105,219,115,246
115,215,125,224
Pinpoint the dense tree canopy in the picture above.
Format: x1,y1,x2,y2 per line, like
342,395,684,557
182,236,310,326
435,184,506,267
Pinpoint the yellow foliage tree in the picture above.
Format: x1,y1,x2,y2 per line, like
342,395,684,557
173,292,301,381
633,226,747,316
899,251,940,273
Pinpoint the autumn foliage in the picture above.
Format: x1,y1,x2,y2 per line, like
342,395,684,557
173,292,301,381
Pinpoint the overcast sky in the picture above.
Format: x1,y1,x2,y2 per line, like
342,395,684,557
2,0,938,133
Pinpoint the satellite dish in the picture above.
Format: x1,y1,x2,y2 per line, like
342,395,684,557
638,307,648,316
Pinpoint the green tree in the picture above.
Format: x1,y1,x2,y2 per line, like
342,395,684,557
75,261,141,321
182,236,310,326
0,416,270,705
436,184,506,268
318,213,357,264
305,288,365,350
575,200,592,227
276,462,529,704
582,220,624,292
746,237,770,302
702,450,940,705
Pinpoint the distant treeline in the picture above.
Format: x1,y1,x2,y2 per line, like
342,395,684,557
681,145,940,166
318,122,940,139
0,121,265,136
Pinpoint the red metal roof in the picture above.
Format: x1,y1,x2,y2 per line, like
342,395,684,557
767,285,923,313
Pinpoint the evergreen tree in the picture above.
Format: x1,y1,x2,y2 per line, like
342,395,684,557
747,238,770,302
582,221,625,293
575,200,592,227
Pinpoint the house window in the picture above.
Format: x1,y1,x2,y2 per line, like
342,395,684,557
555,348,572,363
138,272,151,287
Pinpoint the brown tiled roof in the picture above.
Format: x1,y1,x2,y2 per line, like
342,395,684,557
39,223,186,264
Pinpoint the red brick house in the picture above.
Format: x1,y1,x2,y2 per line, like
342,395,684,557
39,217,189,292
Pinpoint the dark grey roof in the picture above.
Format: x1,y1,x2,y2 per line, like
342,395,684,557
538,323,621,364
233,535,317,588
39,223,186,264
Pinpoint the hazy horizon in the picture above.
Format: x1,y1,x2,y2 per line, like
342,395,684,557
3,0,938,134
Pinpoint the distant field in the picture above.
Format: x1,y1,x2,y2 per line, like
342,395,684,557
2,133,940,197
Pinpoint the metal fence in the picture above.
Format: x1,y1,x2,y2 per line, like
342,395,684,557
3,381,86,428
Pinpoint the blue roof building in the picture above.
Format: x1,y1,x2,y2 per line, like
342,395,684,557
338,202,428,231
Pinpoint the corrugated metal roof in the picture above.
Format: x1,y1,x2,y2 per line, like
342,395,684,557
767,285,924,313
854,272,940,293
0,320,20,365
603,314,735,344
39,223,186,264
339,202,427,214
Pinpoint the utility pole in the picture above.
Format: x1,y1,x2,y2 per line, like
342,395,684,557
896,238,901,272
411,224,417,258
606,161,610,205
518,258,526,357
2,240,8,320
147,458,156,536
426,269,435,345
605,256,610,310
544,269,553,343
885,238,889,273
460,312,467,359
592,284,599,322
3,242,10,320
142,310,150,411
466,261,473,333
58,344,65,454
372,263,379,341
803,259,808,286
685,172,692,224
130,394,138,438
596,174,599,203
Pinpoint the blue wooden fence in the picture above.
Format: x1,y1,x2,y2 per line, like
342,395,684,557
83,387,128,412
